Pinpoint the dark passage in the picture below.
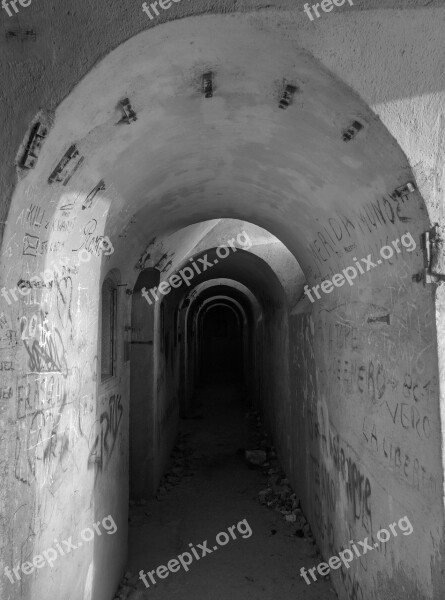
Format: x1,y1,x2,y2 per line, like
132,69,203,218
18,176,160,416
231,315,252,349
199,305,243,384
123,384,336,600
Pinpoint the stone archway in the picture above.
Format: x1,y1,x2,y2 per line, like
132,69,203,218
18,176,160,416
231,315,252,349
0,7,444,600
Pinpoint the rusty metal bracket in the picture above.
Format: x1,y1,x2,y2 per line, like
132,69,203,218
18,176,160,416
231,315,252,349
420,224,445,284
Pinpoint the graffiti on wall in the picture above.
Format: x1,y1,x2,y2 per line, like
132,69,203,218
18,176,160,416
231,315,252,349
14,385,72,489
13,357,98,490
362,416,437,495
88,393,123,480
54,271,74,338
306,191,419,279
22,320,67,373
310,453,336,553
337,563,365,600
328,356,387,404
329,429,373,533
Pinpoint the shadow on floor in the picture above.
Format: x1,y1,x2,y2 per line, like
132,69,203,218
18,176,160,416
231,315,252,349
123,384,337,600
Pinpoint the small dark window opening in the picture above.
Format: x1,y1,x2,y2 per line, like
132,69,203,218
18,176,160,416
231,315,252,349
101,278,117,381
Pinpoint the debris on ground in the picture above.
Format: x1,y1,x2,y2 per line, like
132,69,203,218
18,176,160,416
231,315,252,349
112,572,139,599
155,432,197,500
245,449,267,465
245,409,315,542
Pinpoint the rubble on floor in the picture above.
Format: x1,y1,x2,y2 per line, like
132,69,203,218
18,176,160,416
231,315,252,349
155,432,197,500
112,572,141,600
124,433,201,593
257,468,314,540
128,432,198,523
245,449,267,465
245,409,315,542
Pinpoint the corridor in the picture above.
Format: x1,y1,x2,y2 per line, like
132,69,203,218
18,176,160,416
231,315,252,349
125,383,336,600
1,2,445,600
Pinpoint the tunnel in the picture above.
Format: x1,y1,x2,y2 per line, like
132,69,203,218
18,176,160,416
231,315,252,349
198,303,243,384
1,2,445,600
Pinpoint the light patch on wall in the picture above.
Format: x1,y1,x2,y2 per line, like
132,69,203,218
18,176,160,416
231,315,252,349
83,562,94,600
340,156,363,169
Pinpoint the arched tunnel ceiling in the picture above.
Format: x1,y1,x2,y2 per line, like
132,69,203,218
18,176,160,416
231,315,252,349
142,219,303,307
191,293,255,332
187,280,260,316
164,248,288,310
11,12,434,285
199,300,246,324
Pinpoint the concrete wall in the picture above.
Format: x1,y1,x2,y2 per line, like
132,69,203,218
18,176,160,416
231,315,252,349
152,293,181,489
0,191,129,600
282,211,444,600
130,269,158,499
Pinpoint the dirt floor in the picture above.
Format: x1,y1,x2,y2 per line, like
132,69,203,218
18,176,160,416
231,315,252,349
121,384,338,600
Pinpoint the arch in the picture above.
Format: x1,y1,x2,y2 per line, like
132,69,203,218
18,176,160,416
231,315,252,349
177,279,261,412
194,296,249,390
197,300,245,385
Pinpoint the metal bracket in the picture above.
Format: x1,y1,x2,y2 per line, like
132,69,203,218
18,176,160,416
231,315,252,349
82,180,105,210
117,98,137,124
6,28,36,42
21,122,47,169
418,224,445,284
391,182,416,199
48,144,80,184
342,120,364,142
202,72,213,98
367,314,390,325
279,84,297,110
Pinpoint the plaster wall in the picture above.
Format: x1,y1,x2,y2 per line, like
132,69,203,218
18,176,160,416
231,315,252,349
130,269,158,499
286,215,443,600
152,292,181,490
0,191,129,600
